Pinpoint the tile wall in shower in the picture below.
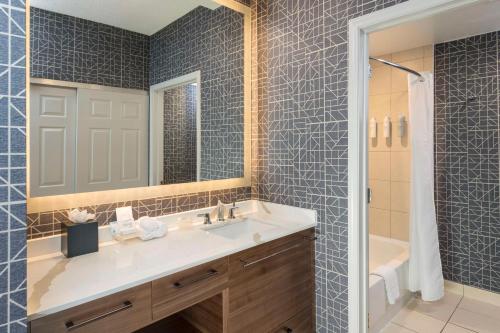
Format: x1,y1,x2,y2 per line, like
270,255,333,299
368,46,433,241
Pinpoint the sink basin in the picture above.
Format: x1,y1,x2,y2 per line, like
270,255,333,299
202,219,278,240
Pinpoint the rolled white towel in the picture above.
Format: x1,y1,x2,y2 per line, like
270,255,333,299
137,217,166,241
372,264,400,305
139,217,160,232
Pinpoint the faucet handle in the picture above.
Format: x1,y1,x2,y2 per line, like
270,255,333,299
197,213,211,225
228,206,239,219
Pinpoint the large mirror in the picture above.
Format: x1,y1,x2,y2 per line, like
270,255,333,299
29,0,246,197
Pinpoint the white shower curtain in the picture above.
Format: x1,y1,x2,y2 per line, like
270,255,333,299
408,72,444,301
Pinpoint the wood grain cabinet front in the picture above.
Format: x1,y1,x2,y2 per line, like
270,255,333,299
30,283,152,333
272,306,314,333
29,229,315,333
226,229,315,333
151,257,229,321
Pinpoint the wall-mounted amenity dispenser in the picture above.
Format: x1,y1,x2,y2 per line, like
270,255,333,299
398,114,406,137
383,116,391,139
370,117,377,138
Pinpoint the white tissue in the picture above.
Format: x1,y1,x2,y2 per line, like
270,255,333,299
68,209,95,223
116,206,134,222
113,206,136,235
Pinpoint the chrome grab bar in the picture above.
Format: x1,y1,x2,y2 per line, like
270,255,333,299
65,300,133,331
173,268,219,288
240,243,302,268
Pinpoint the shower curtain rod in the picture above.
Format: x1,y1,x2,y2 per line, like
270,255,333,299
369,57,424,81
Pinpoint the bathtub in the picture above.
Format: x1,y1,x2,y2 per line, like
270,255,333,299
368,235,411,332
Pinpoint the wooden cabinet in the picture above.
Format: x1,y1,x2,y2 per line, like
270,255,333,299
271,306,314,333
226,229,315,332
30,284,151,333
151,257,228,320
30,229,315,333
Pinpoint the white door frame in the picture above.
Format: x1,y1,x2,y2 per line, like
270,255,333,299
347,0,481,332
149,71,202,185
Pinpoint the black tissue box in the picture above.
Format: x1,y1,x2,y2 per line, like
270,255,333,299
61,220,98,258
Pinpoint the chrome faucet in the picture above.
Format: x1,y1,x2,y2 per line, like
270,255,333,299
211,200,239,223
216,200,226,222
197,213,211,225
228,202,239,219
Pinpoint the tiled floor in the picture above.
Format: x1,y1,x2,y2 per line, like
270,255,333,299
380,291,500,333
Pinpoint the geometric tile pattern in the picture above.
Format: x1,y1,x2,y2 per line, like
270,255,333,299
163,84,198,184
434,31,500,294
249,0,408,331
0,0,27,331
150,6,244,181
27,187,251,239
30,7,150,90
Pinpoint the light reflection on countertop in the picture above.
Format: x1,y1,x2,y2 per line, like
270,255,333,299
27,200,316,321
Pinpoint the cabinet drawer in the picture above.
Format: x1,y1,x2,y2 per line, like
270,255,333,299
30,283,151,333
272,306,314,333
227,229,315,332
151,257,228,321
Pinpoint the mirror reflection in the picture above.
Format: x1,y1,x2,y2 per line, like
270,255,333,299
29,0,245,197
162,81,200,185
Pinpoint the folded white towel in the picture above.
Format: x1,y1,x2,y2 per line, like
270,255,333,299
372,264,400,305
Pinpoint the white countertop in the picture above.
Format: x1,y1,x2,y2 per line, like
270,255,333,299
27,200,316,321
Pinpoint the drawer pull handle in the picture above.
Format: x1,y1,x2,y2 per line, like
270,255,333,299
173,268,219,288
240,243,301,268
64,300,133,331
283,327,293,333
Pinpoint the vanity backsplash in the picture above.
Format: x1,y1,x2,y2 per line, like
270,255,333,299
27,187,251,239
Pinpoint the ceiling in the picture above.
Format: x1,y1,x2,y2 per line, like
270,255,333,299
30,0,221,35
369,0,500,56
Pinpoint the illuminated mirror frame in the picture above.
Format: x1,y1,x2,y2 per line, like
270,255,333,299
26,0,252,213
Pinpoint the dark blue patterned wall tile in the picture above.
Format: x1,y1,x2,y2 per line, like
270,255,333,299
9,260,25,292
0,1,27,330
0,9,7,34
9,128,23,153
0,35,7,65
9,229,25,261
30,7,149,90
252,0,411,331
435,31,500,294
8,289,25,322
150,6,244,180
163,85,198,184
0,66,8,95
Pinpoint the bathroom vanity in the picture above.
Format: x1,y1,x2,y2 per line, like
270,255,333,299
27,201,317,333
25,0,318,331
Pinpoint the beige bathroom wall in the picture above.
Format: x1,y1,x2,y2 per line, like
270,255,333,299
368,45,433,242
